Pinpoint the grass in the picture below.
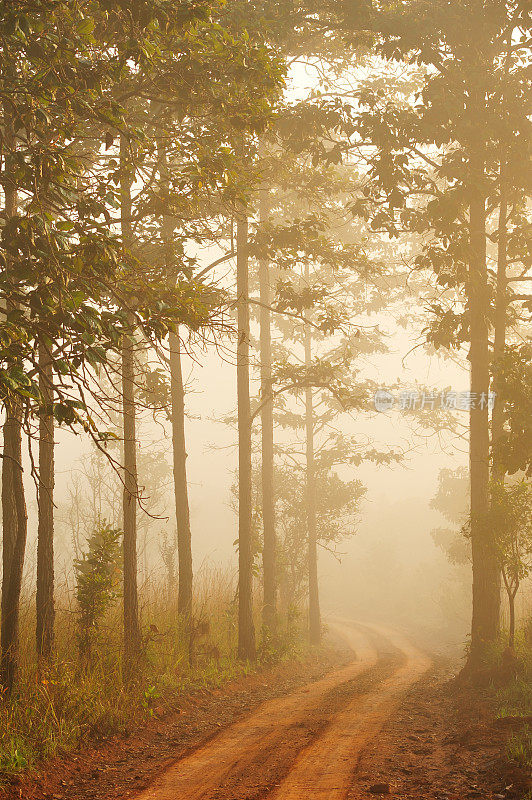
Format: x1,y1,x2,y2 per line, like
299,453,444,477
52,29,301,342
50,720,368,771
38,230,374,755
493,621,532,773
0,569,308,782
507,728,532,770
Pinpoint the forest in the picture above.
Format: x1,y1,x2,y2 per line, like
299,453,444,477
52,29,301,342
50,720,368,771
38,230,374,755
0,2,530,799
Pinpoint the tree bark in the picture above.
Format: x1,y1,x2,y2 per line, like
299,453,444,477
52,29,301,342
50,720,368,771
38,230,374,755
155,127,194,633
1,100,28,694
492,162,508,479
170,331,193,620
36,340,55,660
258,193,276,636
120,134,141,669
467,139,500,666
1,413,16,657
304,267,320,646
486,162,508,652
1,400,28,693
237,213,256,661
122,327,141,666
508,590,515,650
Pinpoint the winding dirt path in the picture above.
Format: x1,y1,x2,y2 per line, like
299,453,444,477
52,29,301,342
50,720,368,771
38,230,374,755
271,623,431,799
134,620,430,800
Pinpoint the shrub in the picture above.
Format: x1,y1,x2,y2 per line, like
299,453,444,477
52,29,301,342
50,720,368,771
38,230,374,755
74,522,123,657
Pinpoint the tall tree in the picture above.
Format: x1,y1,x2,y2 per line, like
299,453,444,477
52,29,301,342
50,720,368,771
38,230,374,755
155,128,193,627
169,331,193,621
36,340,55,660
303,279,321,645
237,212,257,661
0,397,27,693
467,85,499,659
120,134,141,668
492,163,509,482
258,191,276,635
0,99,28,694
114,4,287,658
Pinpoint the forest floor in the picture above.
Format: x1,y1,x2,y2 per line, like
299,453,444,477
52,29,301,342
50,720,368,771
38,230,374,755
2,619,529,800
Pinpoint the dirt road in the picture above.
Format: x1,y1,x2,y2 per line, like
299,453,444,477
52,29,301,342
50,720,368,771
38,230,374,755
135,620,431,800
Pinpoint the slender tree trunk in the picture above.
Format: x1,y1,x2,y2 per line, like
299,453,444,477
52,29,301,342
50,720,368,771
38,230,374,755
155,127,194,632
1,101,17,690
486,161,508,651
492,162,508,478
169,331,193,619
237,213,256,661
508,590,515,650
1,411,16,669
120,134,141,669
1,400,28,693
502,570,517,651
122,329,141,665
36,341,55,660
491,39,514,484
468,138,500,667
259,193,276,636
1,101,28,694
304,268,320,646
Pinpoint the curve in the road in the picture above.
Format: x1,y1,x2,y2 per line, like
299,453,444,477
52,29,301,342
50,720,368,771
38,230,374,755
270,621,431,799
133,620,429,800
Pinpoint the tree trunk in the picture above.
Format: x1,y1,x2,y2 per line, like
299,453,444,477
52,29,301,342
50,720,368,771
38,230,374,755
236,213,256,661
169,331,193,620
1,101,28,694
259,193,276,636
468,139,500,667
122,328,141,666
120,134,141,669
1,400,28,693
487,162,508,654
304,267,320,646
508,590,515,650
155,127,194,636
492,162,508,479
36,340,55,660
1,411,16,670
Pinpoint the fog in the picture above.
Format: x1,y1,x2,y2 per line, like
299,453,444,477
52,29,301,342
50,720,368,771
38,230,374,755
23,263,474,657
2,5,532,794
6,11,531,697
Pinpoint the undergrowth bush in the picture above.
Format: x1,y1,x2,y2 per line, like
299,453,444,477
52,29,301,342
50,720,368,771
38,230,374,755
74,521,123,658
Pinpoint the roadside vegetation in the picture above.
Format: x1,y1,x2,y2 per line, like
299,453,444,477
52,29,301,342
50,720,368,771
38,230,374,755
0,569,308,779
494,619,532,776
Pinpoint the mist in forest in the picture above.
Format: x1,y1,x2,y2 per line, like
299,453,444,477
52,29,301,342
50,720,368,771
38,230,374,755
24,267,473,655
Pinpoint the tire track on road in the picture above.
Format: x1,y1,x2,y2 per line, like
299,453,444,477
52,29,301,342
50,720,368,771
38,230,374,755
269,621,431,800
